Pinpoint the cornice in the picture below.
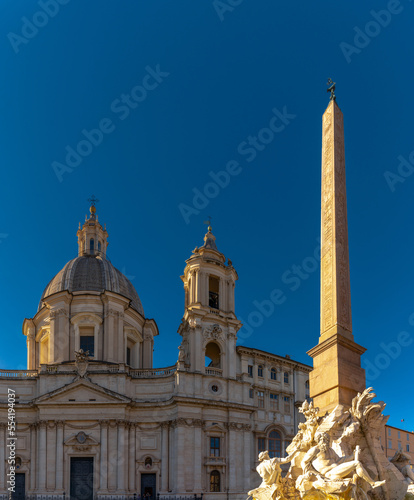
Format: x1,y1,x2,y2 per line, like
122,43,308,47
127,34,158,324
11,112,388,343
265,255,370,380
237,346,312,372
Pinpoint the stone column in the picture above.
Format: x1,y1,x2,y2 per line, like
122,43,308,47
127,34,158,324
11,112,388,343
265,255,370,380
48,312,56,362
38,421,47,492
99,421,108,492
193,423,202,492
308,99,366,413
29,423,36,491
160,423,169,492
142,333,153,369
228,425,237,492
52,309,69,364
117,421,126,492
105,310,116,363
188,272,194,305
128,423,136,492
92,323,99,359
168,422,175,492
117,312,125,364
195,269,200,304
219,277,224,310
56,421,64,491
107,421,117,491
0,423,5,491
229,282,235,313
46,421,56,490
27,328,36,370
199,272,206,306
243,428,251,491
74,324,80,352
175,424,186,493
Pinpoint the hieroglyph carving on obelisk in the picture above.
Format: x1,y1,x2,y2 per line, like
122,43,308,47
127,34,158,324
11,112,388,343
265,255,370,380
320,100,352,341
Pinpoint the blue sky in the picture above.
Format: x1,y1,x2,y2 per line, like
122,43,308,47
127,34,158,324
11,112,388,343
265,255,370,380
0,1,413,431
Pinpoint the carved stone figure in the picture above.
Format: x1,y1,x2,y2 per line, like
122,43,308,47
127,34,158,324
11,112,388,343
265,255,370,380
178,344,186,362
74,348,90,378
390,450,414,485
300,433,385,489
248,451,296,500
248,388,413,500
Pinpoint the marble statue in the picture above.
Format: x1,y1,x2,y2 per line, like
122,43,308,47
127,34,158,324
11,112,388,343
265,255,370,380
390,450,414,485
248,450,297,500
248,388,414,500
300,434,385,490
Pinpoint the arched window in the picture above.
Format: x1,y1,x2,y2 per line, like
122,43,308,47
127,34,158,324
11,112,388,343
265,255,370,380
98,241,102,252
268,430,282,458
90,238,94,252
205,342,221,368
145,457,153,468
210,470,221,492
284,371,289,384
270,367,277,380
258,429,291,458
258,365,263,377
209,276,220,309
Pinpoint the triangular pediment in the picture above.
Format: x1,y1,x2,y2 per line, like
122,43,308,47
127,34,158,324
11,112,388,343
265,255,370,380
34,378,131,405
209,422,226,432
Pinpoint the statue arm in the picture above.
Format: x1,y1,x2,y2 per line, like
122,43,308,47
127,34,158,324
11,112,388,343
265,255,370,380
301,446,319,475
279,451,298,464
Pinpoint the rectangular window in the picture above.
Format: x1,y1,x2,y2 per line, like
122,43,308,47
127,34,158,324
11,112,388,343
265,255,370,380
249,389,254,399
398,442,402,450
398,431,401,439
248,365,253,377
80,335,94,357
407,445,410,452
407,434,410,441
258,438,266,453
258,391,264,408
284,372,289,384
270,393,279,410
388,439,392,449
209,276,220,309
126,347,131,366
283,396,290,413
258,365,263,377
388,428,391,437
210,437,220,457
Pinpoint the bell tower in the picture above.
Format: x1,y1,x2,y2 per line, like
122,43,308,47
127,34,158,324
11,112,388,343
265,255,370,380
178,224,241,378
77,196,108,258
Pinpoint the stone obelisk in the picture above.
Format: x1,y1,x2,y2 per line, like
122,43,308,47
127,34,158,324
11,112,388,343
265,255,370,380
308,90,366,414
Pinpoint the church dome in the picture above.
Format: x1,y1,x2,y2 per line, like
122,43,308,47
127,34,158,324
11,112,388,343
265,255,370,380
38,254,144,316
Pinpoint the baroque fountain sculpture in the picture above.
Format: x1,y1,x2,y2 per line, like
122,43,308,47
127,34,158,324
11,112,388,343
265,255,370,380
248,388,414,500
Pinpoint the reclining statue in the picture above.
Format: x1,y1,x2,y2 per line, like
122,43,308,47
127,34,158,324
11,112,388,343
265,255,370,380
297,432,385,494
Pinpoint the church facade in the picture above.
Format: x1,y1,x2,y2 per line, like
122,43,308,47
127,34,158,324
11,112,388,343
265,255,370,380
0,206,311,500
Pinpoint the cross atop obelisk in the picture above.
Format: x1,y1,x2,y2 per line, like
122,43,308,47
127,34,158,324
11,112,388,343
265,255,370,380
308,84,366,413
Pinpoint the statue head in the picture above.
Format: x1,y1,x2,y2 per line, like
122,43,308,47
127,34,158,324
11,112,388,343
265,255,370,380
258,451,270,462
316,432,330,451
